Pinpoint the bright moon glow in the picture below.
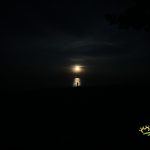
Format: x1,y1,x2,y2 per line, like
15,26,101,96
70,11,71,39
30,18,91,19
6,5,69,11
72,65,82,73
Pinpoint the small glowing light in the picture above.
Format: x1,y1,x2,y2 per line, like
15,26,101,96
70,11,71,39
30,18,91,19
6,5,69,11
74,66,81,72
72,65,82,73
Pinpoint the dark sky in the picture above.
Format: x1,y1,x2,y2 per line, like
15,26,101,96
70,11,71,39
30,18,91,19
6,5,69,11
0,0,150,89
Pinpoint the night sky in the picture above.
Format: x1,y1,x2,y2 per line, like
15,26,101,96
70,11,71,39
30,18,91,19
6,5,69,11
1,0,150,89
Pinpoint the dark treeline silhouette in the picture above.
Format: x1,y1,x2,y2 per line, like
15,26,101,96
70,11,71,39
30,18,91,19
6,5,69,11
105,0,150,31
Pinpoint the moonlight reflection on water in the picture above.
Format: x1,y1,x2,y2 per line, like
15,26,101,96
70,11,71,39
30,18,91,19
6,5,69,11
73,78,81,87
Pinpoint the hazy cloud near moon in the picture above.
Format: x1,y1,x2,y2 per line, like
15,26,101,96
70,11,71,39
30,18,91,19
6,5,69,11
2,29,150,68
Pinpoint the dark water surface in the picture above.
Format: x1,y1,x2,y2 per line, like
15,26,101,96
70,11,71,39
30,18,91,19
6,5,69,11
0,85,149,149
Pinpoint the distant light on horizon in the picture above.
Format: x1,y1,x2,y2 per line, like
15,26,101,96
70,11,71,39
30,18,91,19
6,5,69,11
72,65,83,73
71,65,84,87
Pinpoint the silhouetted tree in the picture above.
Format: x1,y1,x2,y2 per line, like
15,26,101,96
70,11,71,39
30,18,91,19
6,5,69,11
105,0,150,31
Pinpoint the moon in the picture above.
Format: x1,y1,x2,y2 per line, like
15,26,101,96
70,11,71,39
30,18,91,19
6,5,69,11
72,65,82,73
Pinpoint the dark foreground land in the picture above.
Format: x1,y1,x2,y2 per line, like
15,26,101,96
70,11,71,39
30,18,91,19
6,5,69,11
0,84,149,149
